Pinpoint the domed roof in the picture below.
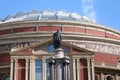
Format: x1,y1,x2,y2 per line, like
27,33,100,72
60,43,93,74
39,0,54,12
0,10,95,24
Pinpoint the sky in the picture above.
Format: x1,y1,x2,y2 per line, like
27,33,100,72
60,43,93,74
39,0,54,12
0,0,120,31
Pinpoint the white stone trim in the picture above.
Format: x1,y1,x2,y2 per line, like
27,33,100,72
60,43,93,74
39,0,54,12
100,73,104,80
25,59,29,80
14,59,18,80
77,58,80,80
10,59,14,80
87,58,91,80
42,59,46,80
91,59,95,80
72,58,76,80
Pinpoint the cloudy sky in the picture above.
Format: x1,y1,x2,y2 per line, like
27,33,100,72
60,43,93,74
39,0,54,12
0,0,120,31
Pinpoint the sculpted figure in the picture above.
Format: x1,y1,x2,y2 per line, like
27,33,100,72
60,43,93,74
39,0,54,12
53,30,62,49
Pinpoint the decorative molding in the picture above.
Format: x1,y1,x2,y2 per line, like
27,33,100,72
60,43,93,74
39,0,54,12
69,41,120,55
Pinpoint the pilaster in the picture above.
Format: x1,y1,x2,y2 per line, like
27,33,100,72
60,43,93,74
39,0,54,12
29,59,35,80
10,59,14,80
25,59,29,80
77,58,80,80
42,59,46,80
100,73,104,80
72,58,76,80
14,59,18,80
87,58,91,80
91,59,95,80
115,74,119,80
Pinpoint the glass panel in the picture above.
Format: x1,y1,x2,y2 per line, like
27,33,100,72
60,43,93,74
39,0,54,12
46,61,50,80
4,76,10,80
35,60,42,80
24,15,39,21
48,44,54,52
41,15,57,20
58,15,74,21
48,44,71,53
68,65,71,80
62,46,71,53
36,60,42,67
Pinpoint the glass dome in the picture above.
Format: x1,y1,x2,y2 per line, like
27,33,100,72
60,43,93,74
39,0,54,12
1,10,95,23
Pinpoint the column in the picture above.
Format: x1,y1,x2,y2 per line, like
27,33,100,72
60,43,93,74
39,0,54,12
72,58,76,80
14,59,18,80
91,59,95,80
29,60,35,80
64,64,68,80
25,59,29,80
64,58,70,80
87,58,91,80
10,59,14,80
48,57,55,80
100,73,104,80
42,59,46,80
50,64,55,80
77,58,80,80
55,61,63,80
115,74,119,80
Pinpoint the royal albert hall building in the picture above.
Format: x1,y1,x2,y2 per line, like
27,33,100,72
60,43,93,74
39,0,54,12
0,10,120,80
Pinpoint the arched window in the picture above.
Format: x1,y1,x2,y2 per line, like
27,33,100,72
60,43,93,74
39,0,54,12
106,76,113,80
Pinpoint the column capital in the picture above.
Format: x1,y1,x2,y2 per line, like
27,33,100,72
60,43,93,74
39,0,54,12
76,58,80,60
87,58,91,62
72,58,76,62
87,58,91,60
91,59,94,62
14,59,18,63
11,59,14,63
42,59,46,63
30,59,34,63
25,59,29,62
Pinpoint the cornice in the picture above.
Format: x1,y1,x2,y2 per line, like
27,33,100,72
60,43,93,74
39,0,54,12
0,32,119,45
95,65,120,71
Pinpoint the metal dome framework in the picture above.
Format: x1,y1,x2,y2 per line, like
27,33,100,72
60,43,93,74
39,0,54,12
0,10,95,23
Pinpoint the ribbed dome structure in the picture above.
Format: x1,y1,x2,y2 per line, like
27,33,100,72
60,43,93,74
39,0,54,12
0,10,95,23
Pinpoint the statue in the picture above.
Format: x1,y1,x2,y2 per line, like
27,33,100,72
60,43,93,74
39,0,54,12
53,30,62,49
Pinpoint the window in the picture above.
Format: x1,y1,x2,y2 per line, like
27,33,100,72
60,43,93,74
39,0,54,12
46,61,50,80
48,44,71,53
106,76,113,80
62,46,71,53
68,64,71,80
35,60,42,80
48,44,54,52
4,76,10,80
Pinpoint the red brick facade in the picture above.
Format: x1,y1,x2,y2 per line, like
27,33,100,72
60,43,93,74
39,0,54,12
0,26,120,40
94,52,120,66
